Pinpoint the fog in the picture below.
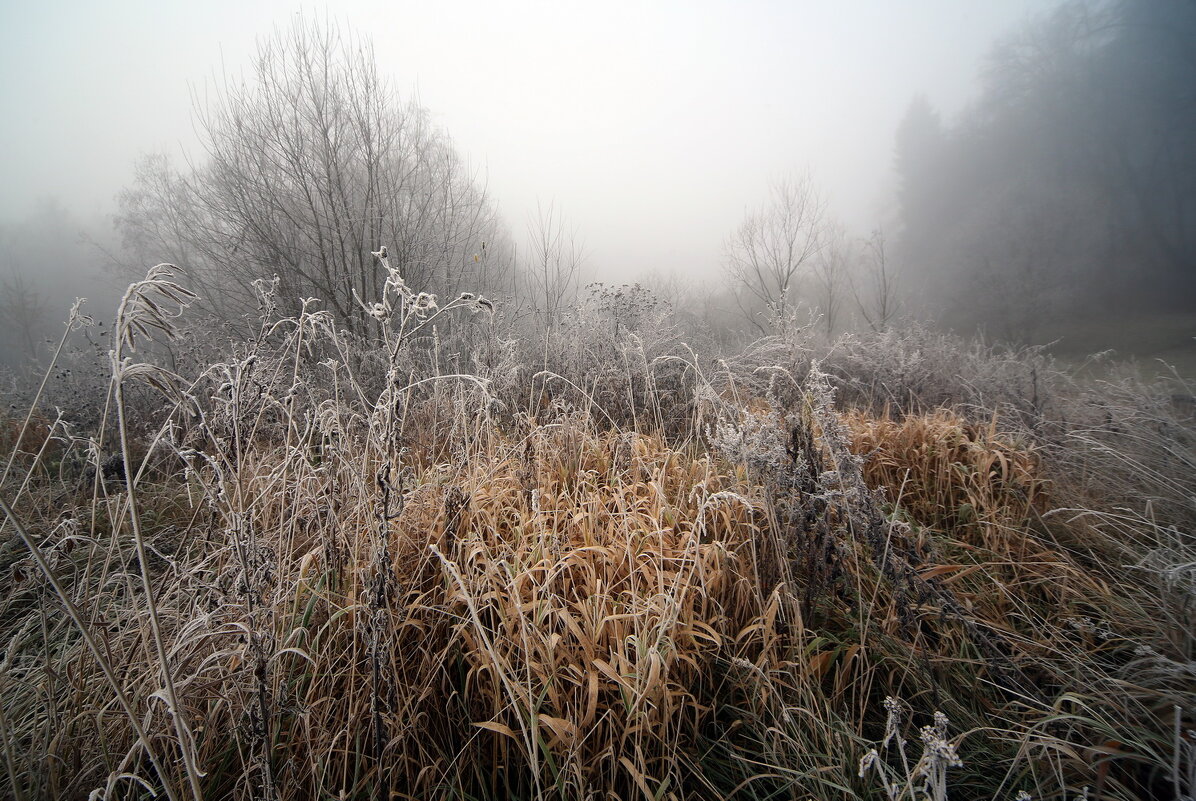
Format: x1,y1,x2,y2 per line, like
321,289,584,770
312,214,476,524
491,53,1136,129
3,2,1045,269
2,0,1193,369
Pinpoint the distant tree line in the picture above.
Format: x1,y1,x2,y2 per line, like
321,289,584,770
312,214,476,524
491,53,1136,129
894,0,1196,341
8,3,1193,368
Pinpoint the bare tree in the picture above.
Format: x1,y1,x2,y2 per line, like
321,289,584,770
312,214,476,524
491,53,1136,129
117,16,509,333
723,174,826,332
524,201,584,340
850,229,900,332
0,269,49,360
811,222,852,337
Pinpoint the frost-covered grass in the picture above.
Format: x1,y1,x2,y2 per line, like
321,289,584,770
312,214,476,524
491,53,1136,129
1,260,1193,800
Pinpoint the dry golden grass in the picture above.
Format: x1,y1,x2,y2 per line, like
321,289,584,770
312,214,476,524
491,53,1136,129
844,409,1046,535
3,394,1192,800
234,424,774,798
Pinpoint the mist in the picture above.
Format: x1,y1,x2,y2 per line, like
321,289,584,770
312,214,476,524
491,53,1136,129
2,0,1193,369
1,3,1041,321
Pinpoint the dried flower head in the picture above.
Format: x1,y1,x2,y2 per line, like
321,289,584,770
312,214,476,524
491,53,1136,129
858,748,880,778
883,695,906,748
918,720,962,770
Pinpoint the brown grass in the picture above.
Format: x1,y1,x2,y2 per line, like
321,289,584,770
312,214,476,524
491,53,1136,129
1,277,1192,801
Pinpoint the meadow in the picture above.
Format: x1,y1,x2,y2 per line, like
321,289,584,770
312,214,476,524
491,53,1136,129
1,259,1193,800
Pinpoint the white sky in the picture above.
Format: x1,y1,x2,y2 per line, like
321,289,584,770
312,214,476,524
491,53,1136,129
0,0,1056,281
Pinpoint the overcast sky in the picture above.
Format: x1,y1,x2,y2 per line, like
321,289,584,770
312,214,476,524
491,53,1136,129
0,0,1057,281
